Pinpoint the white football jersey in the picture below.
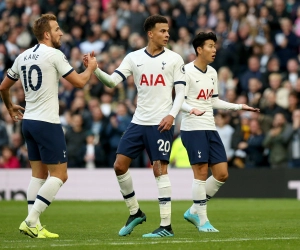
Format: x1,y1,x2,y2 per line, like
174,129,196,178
181,62,219,131
115,47,185,125
7,44,74,124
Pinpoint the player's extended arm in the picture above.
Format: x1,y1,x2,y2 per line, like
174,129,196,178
181,101,206,116
211,97,242,110
158,84,186,132
212,98,260,112
83,53,123,88
169,84,185,118
65,53,97,88
0,77,25,122
94,68,120,88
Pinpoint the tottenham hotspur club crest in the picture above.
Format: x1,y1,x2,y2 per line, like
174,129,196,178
162,61,166,70
198,151,201,158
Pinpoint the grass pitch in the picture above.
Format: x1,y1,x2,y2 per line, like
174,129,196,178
0,199,299,250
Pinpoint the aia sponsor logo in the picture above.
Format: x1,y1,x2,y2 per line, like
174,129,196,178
140,74,166,86
197,89,213,100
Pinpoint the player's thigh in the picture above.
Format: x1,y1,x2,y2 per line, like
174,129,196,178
208,131,227,164
181,130,210,165
22,120,41,161
116,123,146,160
23,120,67,165
144,125,174,164
30,160,48,179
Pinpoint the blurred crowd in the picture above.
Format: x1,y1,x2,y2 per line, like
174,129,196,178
0,0,300,169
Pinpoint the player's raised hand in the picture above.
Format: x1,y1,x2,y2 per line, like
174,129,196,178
83,51,95,68
8,104,25,122
190,108,205,116
241,104,260,112
86,52,97,71
158,115,174,132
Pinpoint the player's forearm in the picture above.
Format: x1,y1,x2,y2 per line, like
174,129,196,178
94,68,118,88
169,84,185,118
181,100,193,112
76,68,94,88
212,98,242,110
0,89,13,111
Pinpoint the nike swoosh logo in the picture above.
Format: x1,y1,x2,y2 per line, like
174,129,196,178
29,228,38,237
137,64,143,67
162,153,167,155
196,80,200,82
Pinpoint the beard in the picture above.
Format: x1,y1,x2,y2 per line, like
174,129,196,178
51,37,61,49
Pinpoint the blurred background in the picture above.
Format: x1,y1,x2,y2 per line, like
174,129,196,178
0,0,300,197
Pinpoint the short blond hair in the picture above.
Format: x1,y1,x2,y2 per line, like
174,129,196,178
32,14,57,41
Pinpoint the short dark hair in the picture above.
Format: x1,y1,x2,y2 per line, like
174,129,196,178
143,14,168,32
192,32,217,55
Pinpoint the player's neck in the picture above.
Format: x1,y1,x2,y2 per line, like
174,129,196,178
194,58,208,72
146,43,164,56
38,41,53,48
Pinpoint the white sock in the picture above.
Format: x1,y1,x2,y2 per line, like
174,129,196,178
117,170,139,215
156,175,171,227
27,177,46,228
25,177,63,227
206,175,225,201
190,179,207,226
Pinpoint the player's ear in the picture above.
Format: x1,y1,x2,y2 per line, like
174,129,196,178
196,46,202,55
148,30,153,39
44,31,50,40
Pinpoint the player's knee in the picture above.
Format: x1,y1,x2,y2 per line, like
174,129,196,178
152,160,168,177
61,173,68,183
216,172,229,182
114,160,126,175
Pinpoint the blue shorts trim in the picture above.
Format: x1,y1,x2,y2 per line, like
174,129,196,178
117,123,174,163
22,119,67,164
181,130,227,165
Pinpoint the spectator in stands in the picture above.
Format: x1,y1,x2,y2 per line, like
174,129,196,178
260,56,281,91
0,113,8,150
105,101,131,166
215,112,235,164
0,145,20,168
127,0,148,35
240,56,262,93
86,73,105,99
81,132,107,168
231,111,251,168
274,18,299,71
268,0,290,37
65,114,88,168
285,91,300,123
265,72,289,109
79,29,105,56
260,90,286,117
237,118,268,168
259,42,276,74
286,109,300,168
88,105,109,157
263,112,292,168
282,58,300,89
217,66,237,100
173,0,198,34
247,78,262,108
